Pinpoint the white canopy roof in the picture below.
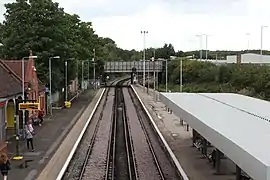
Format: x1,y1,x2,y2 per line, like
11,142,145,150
160,93,270,180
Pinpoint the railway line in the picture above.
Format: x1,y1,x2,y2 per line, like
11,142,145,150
60,79,184,180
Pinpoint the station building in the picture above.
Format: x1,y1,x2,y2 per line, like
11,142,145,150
0,51,46,153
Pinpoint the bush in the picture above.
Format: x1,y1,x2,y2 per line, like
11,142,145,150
166,59,270,100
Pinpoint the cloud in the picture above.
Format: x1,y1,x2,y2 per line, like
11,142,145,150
55,0,160,20
1,0,270,51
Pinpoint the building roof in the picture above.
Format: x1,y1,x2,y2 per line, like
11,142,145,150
0,62,22,98
160,92,270,180
0,60,28,81
198,93,270,122
0,60,45,92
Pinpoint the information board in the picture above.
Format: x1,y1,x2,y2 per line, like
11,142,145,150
19,103,40,110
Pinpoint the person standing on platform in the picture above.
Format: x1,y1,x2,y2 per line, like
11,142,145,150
0,153,10,180
25,121,35,152
38,109,44,126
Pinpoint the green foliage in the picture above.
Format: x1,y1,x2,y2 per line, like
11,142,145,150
2,0,270,100
166,60,270,100
0,0,130,91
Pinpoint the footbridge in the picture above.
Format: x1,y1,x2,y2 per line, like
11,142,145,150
104,60,164,73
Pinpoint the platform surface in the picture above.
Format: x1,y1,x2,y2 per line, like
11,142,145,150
132,85,237,180
7,89,98,180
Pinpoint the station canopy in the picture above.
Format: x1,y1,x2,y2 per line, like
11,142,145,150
160,92,270,180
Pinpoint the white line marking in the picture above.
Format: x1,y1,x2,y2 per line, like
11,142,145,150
24,169,38,180
131,85,189,180
56,88,106,180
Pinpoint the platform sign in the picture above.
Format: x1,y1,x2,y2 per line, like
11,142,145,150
19,103,40,110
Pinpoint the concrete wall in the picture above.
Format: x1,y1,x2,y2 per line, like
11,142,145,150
69,80,78,93
226,55,237,63
51,91,60,104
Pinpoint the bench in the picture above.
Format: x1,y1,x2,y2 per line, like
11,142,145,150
204,153,213,163
241,172,251,180
193,142,202,151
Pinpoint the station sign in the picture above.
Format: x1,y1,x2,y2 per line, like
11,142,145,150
19,103,40,110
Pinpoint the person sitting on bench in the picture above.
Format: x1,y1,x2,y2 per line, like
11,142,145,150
209,149,217,167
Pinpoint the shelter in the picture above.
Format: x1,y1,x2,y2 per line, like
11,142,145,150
160,92,270,180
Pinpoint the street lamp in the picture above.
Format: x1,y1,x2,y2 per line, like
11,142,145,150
0,43,3,47
13,55,37,160
49,56,60,116
260,25,268,61
204,34,209,60
178,56,192,92
65,61,68,102
246,33,250,51
147,60,150,94
65,58,76,101
196,34,203,61
92,48,96,89
152,50,156,91
141,30,148,91
155,59,167,92
22,55,37,133
81,59,90,90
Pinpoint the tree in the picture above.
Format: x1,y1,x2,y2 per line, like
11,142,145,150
0,0,101,91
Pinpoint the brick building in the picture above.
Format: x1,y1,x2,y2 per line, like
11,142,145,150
0,51,46,152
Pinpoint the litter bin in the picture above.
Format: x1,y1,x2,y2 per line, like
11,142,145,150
65,101,71,108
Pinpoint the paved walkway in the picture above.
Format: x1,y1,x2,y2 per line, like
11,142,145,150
133,85,236,180
7,89,98,180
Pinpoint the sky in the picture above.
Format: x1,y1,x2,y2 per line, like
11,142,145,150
1,0,270,51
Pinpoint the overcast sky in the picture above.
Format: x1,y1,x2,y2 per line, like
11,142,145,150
1,0,270,51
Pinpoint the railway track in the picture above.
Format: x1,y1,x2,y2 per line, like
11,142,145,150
105,80,137,180
61,79,184,180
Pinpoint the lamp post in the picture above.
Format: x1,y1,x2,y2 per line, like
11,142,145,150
260,25,268,62
155,59,167,92
152,50,156,91
246,33,250,51
147,60,150,94
141,30,148,91
205,34,209,60
22,55,37,136
196,34,203,61
180,58,182,92
87,59,90,88
65,58,76,101
93,48,96,89
82,61,84,90
178,56,192,92
165,59,168,92
49,56,60,116
65,60,68,101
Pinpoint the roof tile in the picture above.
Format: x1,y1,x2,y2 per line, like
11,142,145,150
0,63,22,98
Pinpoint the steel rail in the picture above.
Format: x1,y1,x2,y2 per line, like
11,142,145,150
77,86,111,180
128,88,166,180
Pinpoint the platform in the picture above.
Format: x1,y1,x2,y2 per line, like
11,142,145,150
160,92,270,180
132,85,237,180
7,89,100,180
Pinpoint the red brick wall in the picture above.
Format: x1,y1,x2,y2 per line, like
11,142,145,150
0,101,5,108
25,56,46,116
